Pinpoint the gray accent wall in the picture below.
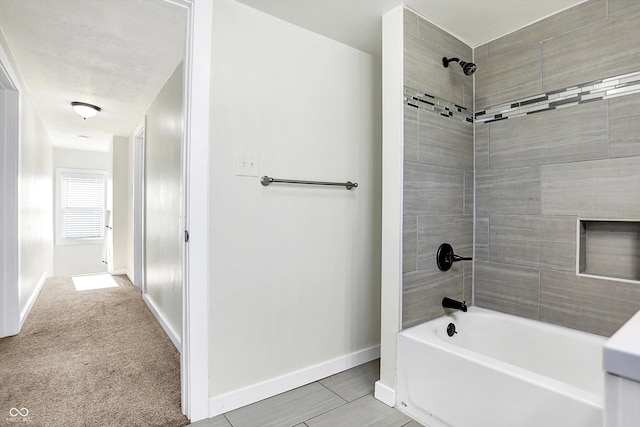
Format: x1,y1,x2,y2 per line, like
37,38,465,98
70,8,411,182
402,9,473,329
401,0,640,337
473,0,640,337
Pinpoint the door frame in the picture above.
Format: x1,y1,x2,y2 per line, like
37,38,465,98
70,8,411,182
0,39,21,338
133,117,146,294
158,0,212,421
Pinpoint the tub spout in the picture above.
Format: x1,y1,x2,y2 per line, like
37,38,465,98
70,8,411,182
442,297,467,312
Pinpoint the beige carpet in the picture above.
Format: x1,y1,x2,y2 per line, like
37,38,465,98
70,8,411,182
0,274,189,426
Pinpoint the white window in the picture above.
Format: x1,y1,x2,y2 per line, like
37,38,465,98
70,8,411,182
56,169,107,245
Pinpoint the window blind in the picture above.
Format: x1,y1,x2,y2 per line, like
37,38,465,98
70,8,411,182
59,172,106,240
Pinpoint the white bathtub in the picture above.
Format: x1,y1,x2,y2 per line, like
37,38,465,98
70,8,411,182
397,307,606,427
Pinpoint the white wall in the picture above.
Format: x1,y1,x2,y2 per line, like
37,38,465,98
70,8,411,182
53,147,111,276
112,135,130,274
143,63,184,343
19,92,54,306
209,0,382,405
0,29,53,335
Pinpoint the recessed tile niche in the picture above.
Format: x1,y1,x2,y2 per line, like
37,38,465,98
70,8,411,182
578,219,640,284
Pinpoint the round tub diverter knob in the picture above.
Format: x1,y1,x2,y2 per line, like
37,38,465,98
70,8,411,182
447,322,457,337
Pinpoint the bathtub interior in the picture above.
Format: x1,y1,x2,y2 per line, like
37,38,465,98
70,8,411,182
428,308,606,396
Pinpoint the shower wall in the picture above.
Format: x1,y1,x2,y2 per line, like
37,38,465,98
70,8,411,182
402,8,473,328
473,0,640,337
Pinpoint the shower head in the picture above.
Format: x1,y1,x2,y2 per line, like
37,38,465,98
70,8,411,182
459,61,477,76
442,57,477,76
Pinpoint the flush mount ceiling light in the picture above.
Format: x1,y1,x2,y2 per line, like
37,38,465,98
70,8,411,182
71,101,101,120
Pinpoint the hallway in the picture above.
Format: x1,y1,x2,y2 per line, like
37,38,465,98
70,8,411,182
0,275,187,426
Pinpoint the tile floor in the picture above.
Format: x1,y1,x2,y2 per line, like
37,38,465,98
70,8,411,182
189,359,424,427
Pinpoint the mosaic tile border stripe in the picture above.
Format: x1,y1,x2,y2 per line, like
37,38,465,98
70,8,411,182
404,70,640,125
476,70,640,124
403,86,473,124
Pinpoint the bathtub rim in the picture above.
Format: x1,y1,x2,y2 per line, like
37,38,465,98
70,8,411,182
400,306,606,344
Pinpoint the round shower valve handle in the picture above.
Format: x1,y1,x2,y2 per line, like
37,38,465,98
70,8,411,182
436,243,472,271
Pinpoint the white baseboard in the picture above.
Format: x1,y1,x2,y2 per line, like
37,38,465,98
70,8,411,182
125,271,134,285
209,345,380,417
19,271,48,330
110,270,134,287
110,269,129,276
374,380,396,407
142,294,181,352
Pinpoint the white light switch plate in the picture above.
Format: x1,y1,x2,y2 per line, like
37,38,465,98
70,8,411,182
236,153,259,177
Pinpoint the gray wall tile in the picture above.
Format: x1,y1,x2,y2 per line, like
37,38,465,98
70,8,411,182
488,102,608,168
416,10,473,110
540,269,640,336
404,163,464,216
464,170,474,215
474,124,489,171
404,105,419,163
416,12,470,58
474,262,540,320
471,0,640,337
476,167,541,215
404,13,467,107
541,156,640,218
609,93,640,158
489,215,576,271
488,0,606,59
543,9,640,92
403,7,417,37
463,263,472,304
463,76,473,109
403,216,417,273
402,9,473,330
403,268,464,328
475,216,489,262
405,4,640,336
608,0,640,16
475,44,542,109
404,38,461,105
417,215,473,271
418,109,473,169
474,43,488,65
